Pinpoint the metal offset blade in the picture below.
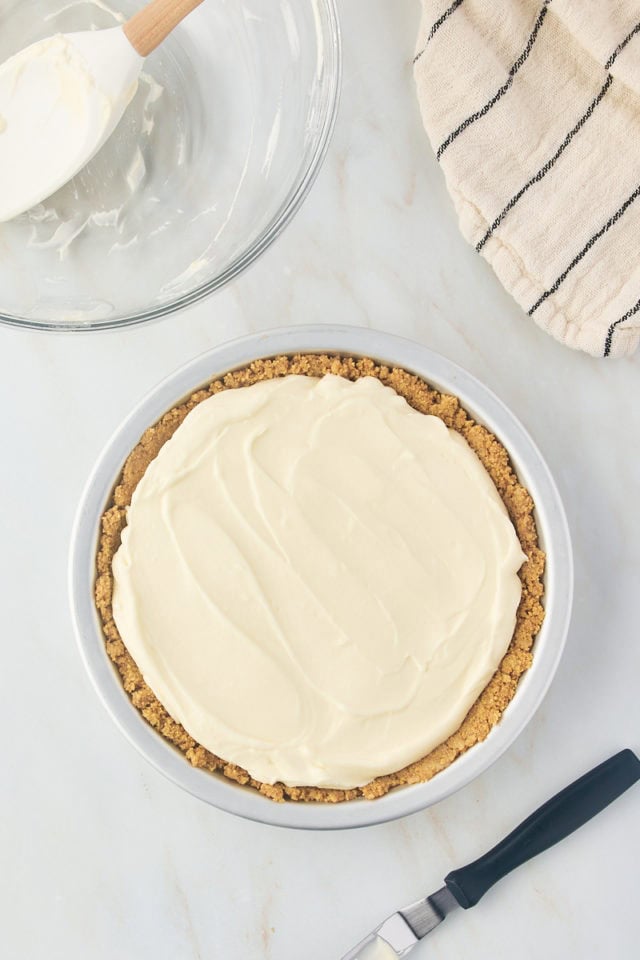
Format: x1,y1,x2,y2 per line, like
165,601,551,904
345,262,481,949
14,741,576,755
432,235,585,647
340,886,459,959
400,885,459,939
340,912,416,960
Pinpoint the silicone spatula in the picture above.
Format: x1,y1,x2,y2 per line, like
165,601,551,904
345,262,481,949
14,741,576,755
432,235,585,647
0,0,204,222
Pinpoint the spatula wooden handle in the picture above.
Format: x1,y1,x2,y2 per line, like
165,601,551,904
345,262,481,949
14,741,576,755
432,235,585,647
124,0,205,57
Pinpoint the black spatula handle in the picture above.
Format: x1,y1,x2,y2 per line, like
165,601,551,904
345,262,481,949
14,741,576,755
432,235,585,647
444,749,640,909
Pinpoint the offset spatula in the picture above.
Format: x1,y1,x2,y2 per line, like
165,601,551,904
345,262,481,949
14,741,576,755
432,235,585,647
342,750,640,960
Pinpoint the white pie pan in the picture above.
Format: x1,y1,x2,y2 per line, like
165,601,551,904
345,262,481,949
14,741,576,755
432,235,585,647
69,326,573,830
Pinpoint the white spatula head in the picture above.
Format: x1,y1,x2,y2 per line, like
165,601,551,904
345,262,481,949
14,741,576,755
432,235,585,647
0,27,142,223
0,0,204,222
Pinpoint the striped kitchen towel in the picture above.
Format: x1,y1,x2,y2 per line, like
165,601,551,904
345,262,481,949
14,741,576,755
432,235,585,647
414,0,640,358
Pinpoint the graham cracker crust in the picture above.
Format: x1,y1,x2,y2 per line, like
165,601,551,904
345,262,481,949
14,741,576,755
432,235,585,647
95,354,545,803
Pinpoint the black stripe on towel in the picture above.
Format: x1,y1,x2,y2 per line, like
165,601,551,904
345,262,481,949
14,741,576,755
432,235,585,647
413,0,465,65
528,183,640,316
605,20,640,70
604,298,640,357
476,75,614,252
436,1,552,161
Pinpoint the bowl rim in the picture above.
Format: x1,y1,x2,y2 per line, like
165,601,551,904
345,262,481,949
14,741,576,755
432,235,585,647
69,325,573,829
0,0,342,333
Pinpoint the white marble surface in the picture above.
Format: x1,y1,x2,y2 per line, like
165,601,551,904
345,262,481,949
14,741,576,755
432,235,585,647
1,3,639,958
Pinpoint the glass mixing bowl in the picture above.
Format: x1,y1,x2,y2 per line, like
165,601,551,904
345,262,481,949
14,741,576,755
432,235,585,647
0,0,341,331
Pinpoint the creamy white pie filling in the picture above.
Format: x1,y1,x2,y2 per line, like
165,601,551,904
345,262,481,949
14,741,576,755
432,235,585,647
112,375,526,789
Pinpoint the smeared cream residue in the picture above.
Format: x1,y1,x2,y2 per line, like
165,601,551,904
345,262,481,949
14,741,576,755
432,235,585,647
21,64,165,260
353,937,400,960
125,147,146,193
159,257,210,297
44,0,125,25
